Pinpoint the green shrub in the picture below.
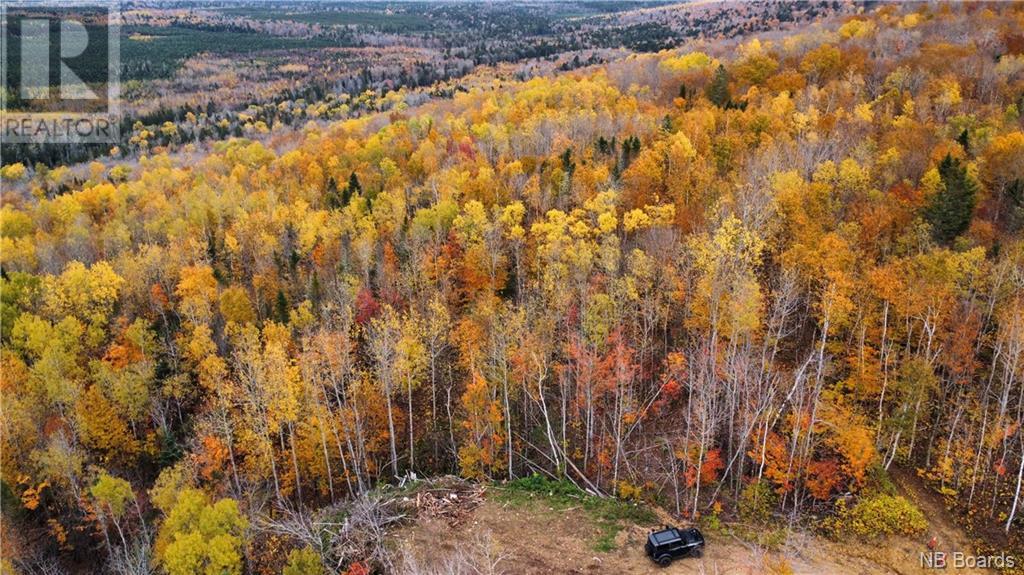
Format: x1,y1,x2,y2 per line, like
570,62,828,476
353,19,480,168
827,494,927,539
502,474,586,499
283,547,324,575
700,511,724,534
863,463,897,496
739,480,777,524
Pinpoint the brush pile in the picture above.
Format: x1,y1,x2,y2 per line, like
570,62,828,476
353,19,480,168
401,476,485,526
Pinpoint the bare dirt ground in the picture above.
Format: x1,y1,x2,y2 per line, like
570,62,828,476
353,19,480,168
395,473,989,575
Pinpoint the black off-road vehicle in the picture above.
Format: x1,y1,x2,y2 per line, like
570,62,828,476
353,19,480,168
645,526,705,567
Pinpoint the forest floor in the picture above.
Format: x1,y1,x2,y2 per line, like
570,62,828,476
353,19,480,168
394,471,991,575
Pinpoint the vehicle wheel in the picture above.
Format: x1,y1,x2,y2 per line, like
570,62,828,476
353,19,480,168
656,555,672,567
691,546,703,558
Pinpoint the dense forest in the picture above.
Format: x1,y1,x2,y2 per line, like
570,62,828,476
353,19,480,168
2,2,1024,574
3,0,848,170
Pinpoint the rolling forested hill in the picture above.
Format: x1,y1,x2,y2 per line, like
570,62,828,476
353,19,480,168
2,2,1024,574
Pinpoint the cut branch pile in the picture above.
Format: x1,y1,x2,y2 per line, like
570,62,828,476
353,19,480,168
401,476,485,526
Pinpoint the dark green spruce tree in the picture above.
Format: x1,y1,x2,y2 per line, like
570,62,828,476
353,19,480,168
346,171,362,203
324,176,341,209
274,289,290,324
926,153,978,245
706,65,731,108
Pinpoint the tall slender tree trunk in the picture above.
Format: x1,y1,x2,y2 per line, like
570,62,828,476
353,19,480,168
385,392,399,478
1007,437,1024,532
407,380,415,472
288,423,303,504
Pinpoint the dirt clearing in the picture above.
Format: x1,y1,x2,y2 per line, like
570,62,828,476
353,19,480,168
394,476,991,575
